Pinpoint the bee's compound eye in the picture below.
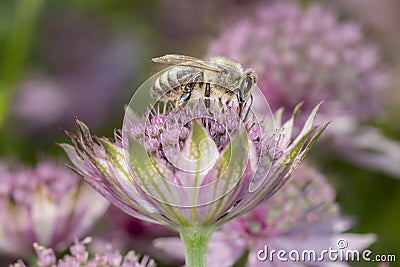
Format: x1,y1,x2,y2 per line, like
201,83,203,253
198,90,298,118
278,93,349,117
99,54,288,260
242,76,253,93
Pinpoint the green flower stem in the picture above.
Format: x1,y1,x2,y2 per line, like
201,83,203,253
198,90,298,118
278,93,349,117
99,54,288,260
179,226,216,267
0,0,44,129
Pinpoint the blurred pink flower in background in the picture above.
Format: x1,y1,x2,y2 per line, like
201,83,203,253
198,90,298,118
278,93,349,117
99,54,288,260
208,1,386,122
90,206,178,265
207,1,400,179
154,163,376,266
332,0,400,52
12,237,156,267
13,78,69,128
0,160,108,259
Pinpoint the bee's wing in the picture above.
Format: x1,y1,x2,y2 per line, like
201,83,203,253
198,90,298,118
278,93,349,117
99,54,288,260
152,54,222,73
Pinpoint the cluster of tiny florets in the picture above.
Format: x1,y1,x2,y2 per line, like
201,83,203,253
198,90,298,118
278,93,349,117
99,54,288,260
0,161,78,208
226,164,338,238
11,238,156,267
128,103,268,162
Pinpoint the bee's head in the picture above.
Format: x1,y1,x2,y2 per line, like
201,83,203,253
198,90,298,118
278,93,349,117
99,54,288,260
238,69,258,102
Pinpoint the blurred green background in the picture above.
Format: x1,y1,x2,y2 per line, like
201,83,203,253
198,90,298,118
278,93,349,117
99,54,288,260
0,0,399,266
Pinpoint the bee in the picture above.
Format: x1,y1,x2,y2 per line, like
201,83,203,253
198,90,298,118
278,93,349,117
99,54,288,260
150,54,258,120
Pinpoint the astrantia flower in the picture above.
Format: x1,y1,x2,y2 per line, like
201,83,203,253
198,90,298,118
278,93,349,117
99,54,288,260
11,237,156,267
0,161,108,258
62,100,326,267
208,1,386,122
155,163,376,267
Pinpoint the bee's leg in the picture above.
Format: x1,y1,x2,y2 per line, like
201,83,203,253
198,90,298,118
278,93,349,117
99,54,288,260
218,98,223,108
177,72,203,108
204,83,211,109
218,99,232,114
225,99,231,110
237,91,244,118
242,94,253,122
238,102,243,118
177,84,193,108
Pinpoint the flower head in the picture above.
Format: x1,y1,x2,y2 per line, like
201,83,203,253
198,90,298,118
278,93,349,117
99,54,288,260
0,161,108,258
11,237,156,267
155,163,376,267
62,100,326,230
208,1,386,121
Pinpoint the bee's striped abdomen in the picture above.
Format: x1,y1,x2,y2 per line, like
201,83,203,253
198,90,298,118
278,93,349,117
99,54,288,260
150,66,199,100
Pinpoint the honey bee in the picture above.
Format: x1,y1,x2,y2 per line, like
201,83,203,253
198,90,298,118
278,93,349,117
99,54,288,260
150,54,258,120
